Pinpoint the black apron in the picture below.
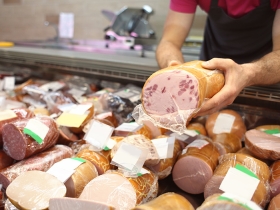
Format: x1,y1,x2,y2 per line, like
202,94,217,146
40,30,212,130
199,0,276,64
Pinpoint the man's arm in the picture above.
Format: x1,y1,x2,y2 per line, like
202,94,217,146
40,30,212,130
156,9,195,68
196,10,280,116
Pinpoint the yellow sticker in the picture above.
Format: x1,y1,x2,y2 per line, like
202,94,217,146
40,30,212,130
56,112,87,127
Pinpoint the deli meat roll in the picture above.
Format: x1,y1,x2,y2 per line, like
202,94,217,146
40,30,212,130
2,115,60,160
133,60,224,134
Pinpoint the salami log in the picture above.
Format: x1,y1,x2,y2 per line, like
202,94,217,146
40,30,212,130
269,160,280,198
0,144,73,189
245,129,280,160
212,133,242,155
172,139,219,194
268,193,280,210
0,108,34,148
2,116,60,160
0,150,14,170
140,60,224,132
132,192,195,210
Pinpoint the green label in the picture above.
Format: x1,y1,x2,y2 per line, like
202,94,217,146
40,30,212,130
235,164,258,179
23,128,43,144
103,146,110,151
71,157,86,163
218,196,252,210
195,130,200,134
264,129,280,135
137,172,143,177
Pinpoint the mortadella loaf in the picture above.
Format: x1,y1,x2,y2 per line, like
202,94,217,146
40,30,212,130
140,60,224,132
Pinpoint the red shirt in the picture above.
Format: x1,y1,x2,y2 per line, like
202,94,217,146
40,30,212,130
170,0,280,18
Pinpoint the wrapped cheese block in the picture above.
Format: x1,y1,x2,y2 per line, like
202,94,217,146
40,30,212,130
79,173,137,210
269,160,280,198
0,108,35,148
268,193,280,210
133,60,224,134
0,150,14,170
70,102,95,134
49,198,115,210
6,170,66,210
172,139,219,194
212,133,242,155
205,109,246,140
204,153,271,208
65,160,99,198
197,193,262,210
76,149,110,175
245,129,280,160
148,137,182,180
0,144,73,189
131,192,195,210
107,169,158,205
110,134,160,167
2,115,60,160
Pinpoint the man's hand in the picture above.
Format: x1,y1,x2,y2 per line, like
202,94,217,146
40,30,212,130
195,58,252,117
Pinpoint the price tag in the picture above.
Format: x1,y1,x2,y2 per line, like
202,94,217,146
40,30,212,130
84,120,114,150
68,104,92,115
111,142,148,174
264,129,280,137
0,96,5,110
182,139,209,155
0,80,3,91
3,77,15,90
57,103,77,112
59,13,74,39
152,136,175,159
115,122,143,132
47,157,85,183
56,112,87,127
104,138,117,151
23,119,49,144
137,168,150,176
68,88,85,97
40,81,65,92
0,110,17,121
219,164,260,201
170,132,189,142
218,193,262,210
213,113,235,134
184,129,199,137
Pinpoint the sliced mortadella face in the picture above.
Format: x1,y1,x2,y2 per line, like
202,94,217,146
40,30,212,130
142,70,199,115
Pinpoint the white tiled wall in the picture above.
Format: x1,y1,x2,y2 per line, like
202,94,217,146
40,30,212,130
0,0,207,43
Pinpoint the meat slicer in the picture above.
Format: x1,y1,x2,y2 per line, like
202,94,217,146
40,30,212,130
102,5,156,48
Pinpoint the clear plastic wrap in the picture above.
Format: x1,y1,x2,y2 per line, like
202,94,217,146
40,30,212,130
132,61,224,135
0,145,73,189
79,173,137,210
6,170,66,210
204,153,271,208
131,192,195,210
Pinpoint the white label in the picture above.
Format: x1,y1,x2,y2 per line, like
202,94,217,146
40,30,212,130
47,158,85,183
59,13,74,38
115,122,143,132
219,193,262,210
69,104,92,115
57,103,77,112
105,138,117,150
111,142,148,173
3,77,15,90
182,139,209,155
213,113,235,134
95,112,112,119
0,110,17,121
273,133,280,137
68,88,85,97
170,132,189,141
152,137,175,159
0,80,3,91
84,120,114,150
24,119,49,141
40,81,65,92
0,96,5,110
139,168,150,175
184,129,199,137
219,167,260,201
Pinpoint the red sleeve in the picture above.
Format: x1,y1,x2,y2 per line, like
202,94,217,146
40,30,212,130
271,0,280,10
170,0,198,13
